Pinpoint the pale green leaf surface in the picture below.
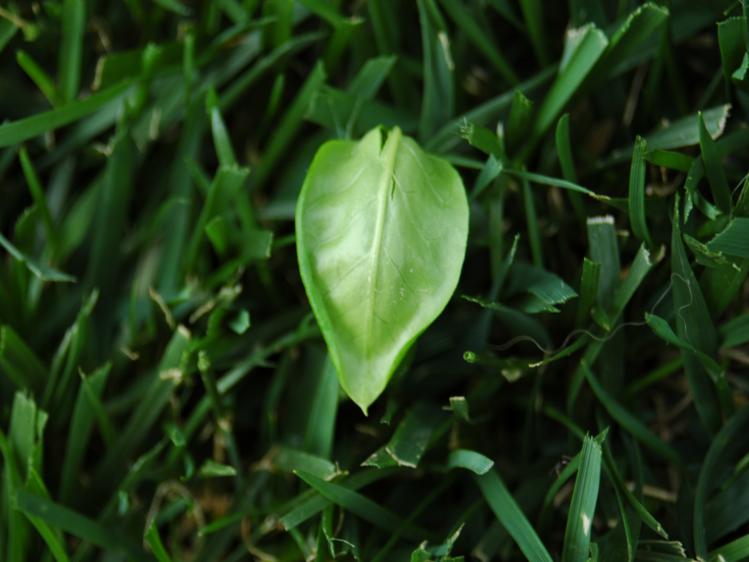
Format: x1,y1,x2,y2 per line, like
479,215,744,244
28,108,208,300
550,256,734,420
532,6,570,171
296,127,469,412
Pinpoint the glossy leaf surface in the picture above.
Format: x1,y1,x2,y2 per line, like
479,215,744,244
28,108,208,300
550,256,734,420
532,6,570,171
296,126,469,412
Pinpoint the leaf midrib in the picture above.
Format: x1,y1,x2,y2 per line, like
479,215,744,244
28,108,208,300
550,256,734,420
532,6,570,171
365,127,402,362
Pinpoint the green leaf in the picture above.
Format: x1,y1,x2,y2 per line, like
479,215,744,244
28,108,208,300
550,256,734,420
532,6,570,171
562,435,602,562
628,136,652,246
296,126,469,413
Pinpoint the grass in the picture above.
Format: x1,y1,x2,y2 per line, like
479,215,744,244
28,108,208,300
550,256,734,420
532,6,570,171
1,1,749,561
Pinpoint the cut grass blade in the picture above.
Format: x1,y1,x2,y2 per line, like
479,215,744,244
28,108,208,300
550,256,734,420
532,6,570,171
645,104,730,151
363,403,443,469
561,435,602,562
707,218,749,258
698,112,732,214
628,136,652,247
527,24,607,150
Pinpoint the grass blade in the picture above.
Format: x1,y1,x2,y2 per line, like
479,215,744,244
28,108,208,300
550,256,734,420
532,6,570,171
562,435,602,562
581,364,680,464
474,469,554,562
699,112,732,213
58,0,85,101
528,24,607,148
694,407,749,559
294,471,432,541
439,0,518,84
707,218,749,258
0,80,130,148
628,136,652,246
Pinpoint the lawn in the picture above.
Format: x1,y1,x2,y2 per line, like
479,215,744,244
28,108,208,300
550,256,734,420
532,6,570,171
1,1,749,561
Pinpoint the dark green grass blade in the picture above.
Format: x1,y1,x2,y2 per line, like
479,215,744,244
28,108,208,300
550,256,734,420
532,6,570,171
58,0,85,102
474,469,553,562
707,218,749,258
561,435,602,562
16,50,62,106
294,471,433,541
694,407,749,559
417,0,454,140
581,364,680,464
628,136,652,246
528,24,607,148
698,112,732,214
0,81,131,148
59,363,110,502
671,201,723,433
15,489,146,561
439,0,518,84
